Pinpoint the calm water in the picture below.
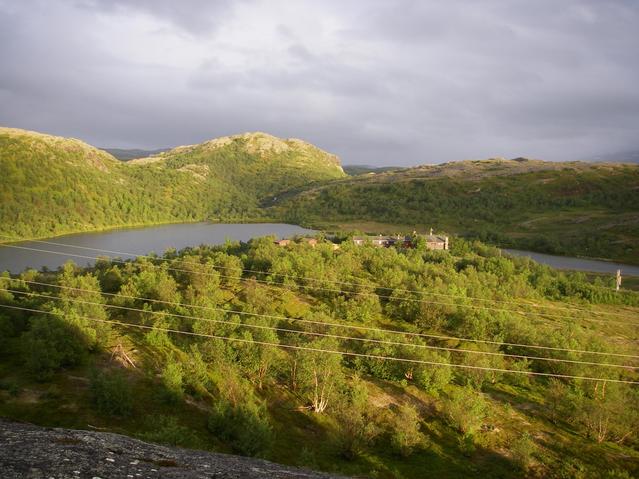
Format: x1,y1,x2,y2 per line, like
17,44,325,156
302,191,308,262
0,223,314,273
504,249,639,277
1,224,637,277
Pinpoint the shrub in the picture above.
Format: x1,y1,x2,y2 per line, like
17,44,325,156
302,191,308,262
161,358,184,403
207,400,273,457
0,379,20,397
332,380,381,459
89,369,133,417
139,415,196,447
511,432,535,470
444,386,488,436
0,314,16,351
414,361,452,394
389,404,423,457
21,316,86,381
458,433,476,457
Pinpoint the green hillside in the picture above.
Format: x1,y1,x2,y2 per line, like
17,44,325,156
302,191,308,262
1,238,638,478
2,127,638,265
134,132,344,200
0,128,345,240
271,159,639,264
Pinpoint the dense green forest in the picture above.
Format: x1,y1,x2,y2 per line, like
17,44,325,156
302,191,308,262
0,127,345,240
272,160,639,264
1,237,638,478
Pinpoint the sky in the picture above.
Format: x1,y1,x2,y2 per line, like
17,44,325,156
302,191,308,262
1,0,638,166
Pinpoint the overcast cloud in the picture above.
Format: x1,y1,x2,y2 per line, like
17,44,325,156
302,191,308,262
1,0,638,165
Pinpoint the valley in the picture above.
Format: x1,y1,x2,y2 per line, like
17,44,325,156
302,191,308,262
3,2,638,478
2,127,637,266
1,127,639,479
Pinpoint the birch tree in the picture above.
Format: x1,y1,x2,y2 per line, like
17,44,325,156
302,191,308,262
297,338,344,413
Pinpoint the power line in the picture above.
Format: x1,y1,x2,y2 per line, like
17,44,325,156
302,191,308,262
3,278,639,362
0,234,605,315
2,236,629,318
1,302,637,385
4,286,636,370
5,278,639,359
2,244,637,326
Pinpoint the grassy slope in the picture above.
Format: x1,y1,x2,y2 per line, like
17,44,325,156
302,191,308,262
271,159,639,264
0,128,345,240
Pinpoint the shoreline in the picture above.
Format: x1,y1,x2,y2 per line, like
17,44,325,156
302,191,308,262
0,216,286,245
2,218,638,271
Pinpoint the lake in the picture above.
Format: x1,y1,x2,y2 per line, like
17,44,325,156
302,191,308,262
0,223,314,274
1,224,638,277
504,249,639,277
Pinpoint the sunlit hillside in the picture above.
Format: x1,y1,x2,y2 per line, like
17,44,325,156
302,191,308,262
1,238,638,478
0,128,345,240
272,159,639,264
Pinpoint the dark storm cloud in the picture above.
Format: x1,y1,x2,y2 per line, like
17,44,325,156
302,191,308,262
0,0,638,165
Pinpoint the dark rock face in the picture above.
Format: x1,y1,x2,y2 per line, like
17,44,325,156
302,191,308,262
0,419,347,479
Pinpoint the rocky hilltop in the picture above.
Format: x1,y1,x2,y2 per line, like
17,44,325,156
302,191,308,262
0,419,346,479
0,127,345,241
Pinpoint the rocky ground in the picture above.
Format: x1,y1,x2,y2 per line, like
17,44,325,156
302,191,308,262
0,419,347,479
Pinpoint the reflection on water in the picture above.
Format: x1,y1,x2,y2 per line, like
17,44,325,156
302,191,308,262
0,223,314,273
504,249,639,277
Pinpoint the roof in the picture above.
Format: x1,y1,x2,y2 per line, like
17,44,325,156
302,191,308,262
423,235,448,243
352,234,447,243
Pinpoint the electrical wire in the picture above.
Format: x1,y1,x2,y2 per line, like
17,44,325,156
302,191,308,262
6,277,639,358
0,234,607,315
2,244,637,326
4,286,636,370
1,303,637,385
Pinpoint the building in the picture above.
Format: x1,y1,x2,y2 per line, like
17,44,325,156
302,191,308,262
352,234,397,247
424,234,449,250
351,230,448,250
275,231,449,251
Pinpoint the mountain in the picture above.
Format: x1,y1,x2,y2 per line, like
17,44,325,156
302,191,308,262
342,165,401,176
102,147,168,161
272,158,639,264
134,132,344,199
0,128,345,240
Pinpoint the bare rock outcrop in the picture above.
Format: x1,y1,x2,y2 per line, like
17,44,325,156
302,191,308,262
0,419,347,479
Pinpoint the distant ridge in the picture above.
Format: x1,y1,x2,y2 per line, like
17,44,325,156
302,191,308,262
270,156,639,264
102,147,169,161
343,165,401,176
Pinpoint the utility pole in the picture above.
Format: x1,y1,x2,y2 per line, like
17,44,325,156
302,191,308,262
616,269,622,292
